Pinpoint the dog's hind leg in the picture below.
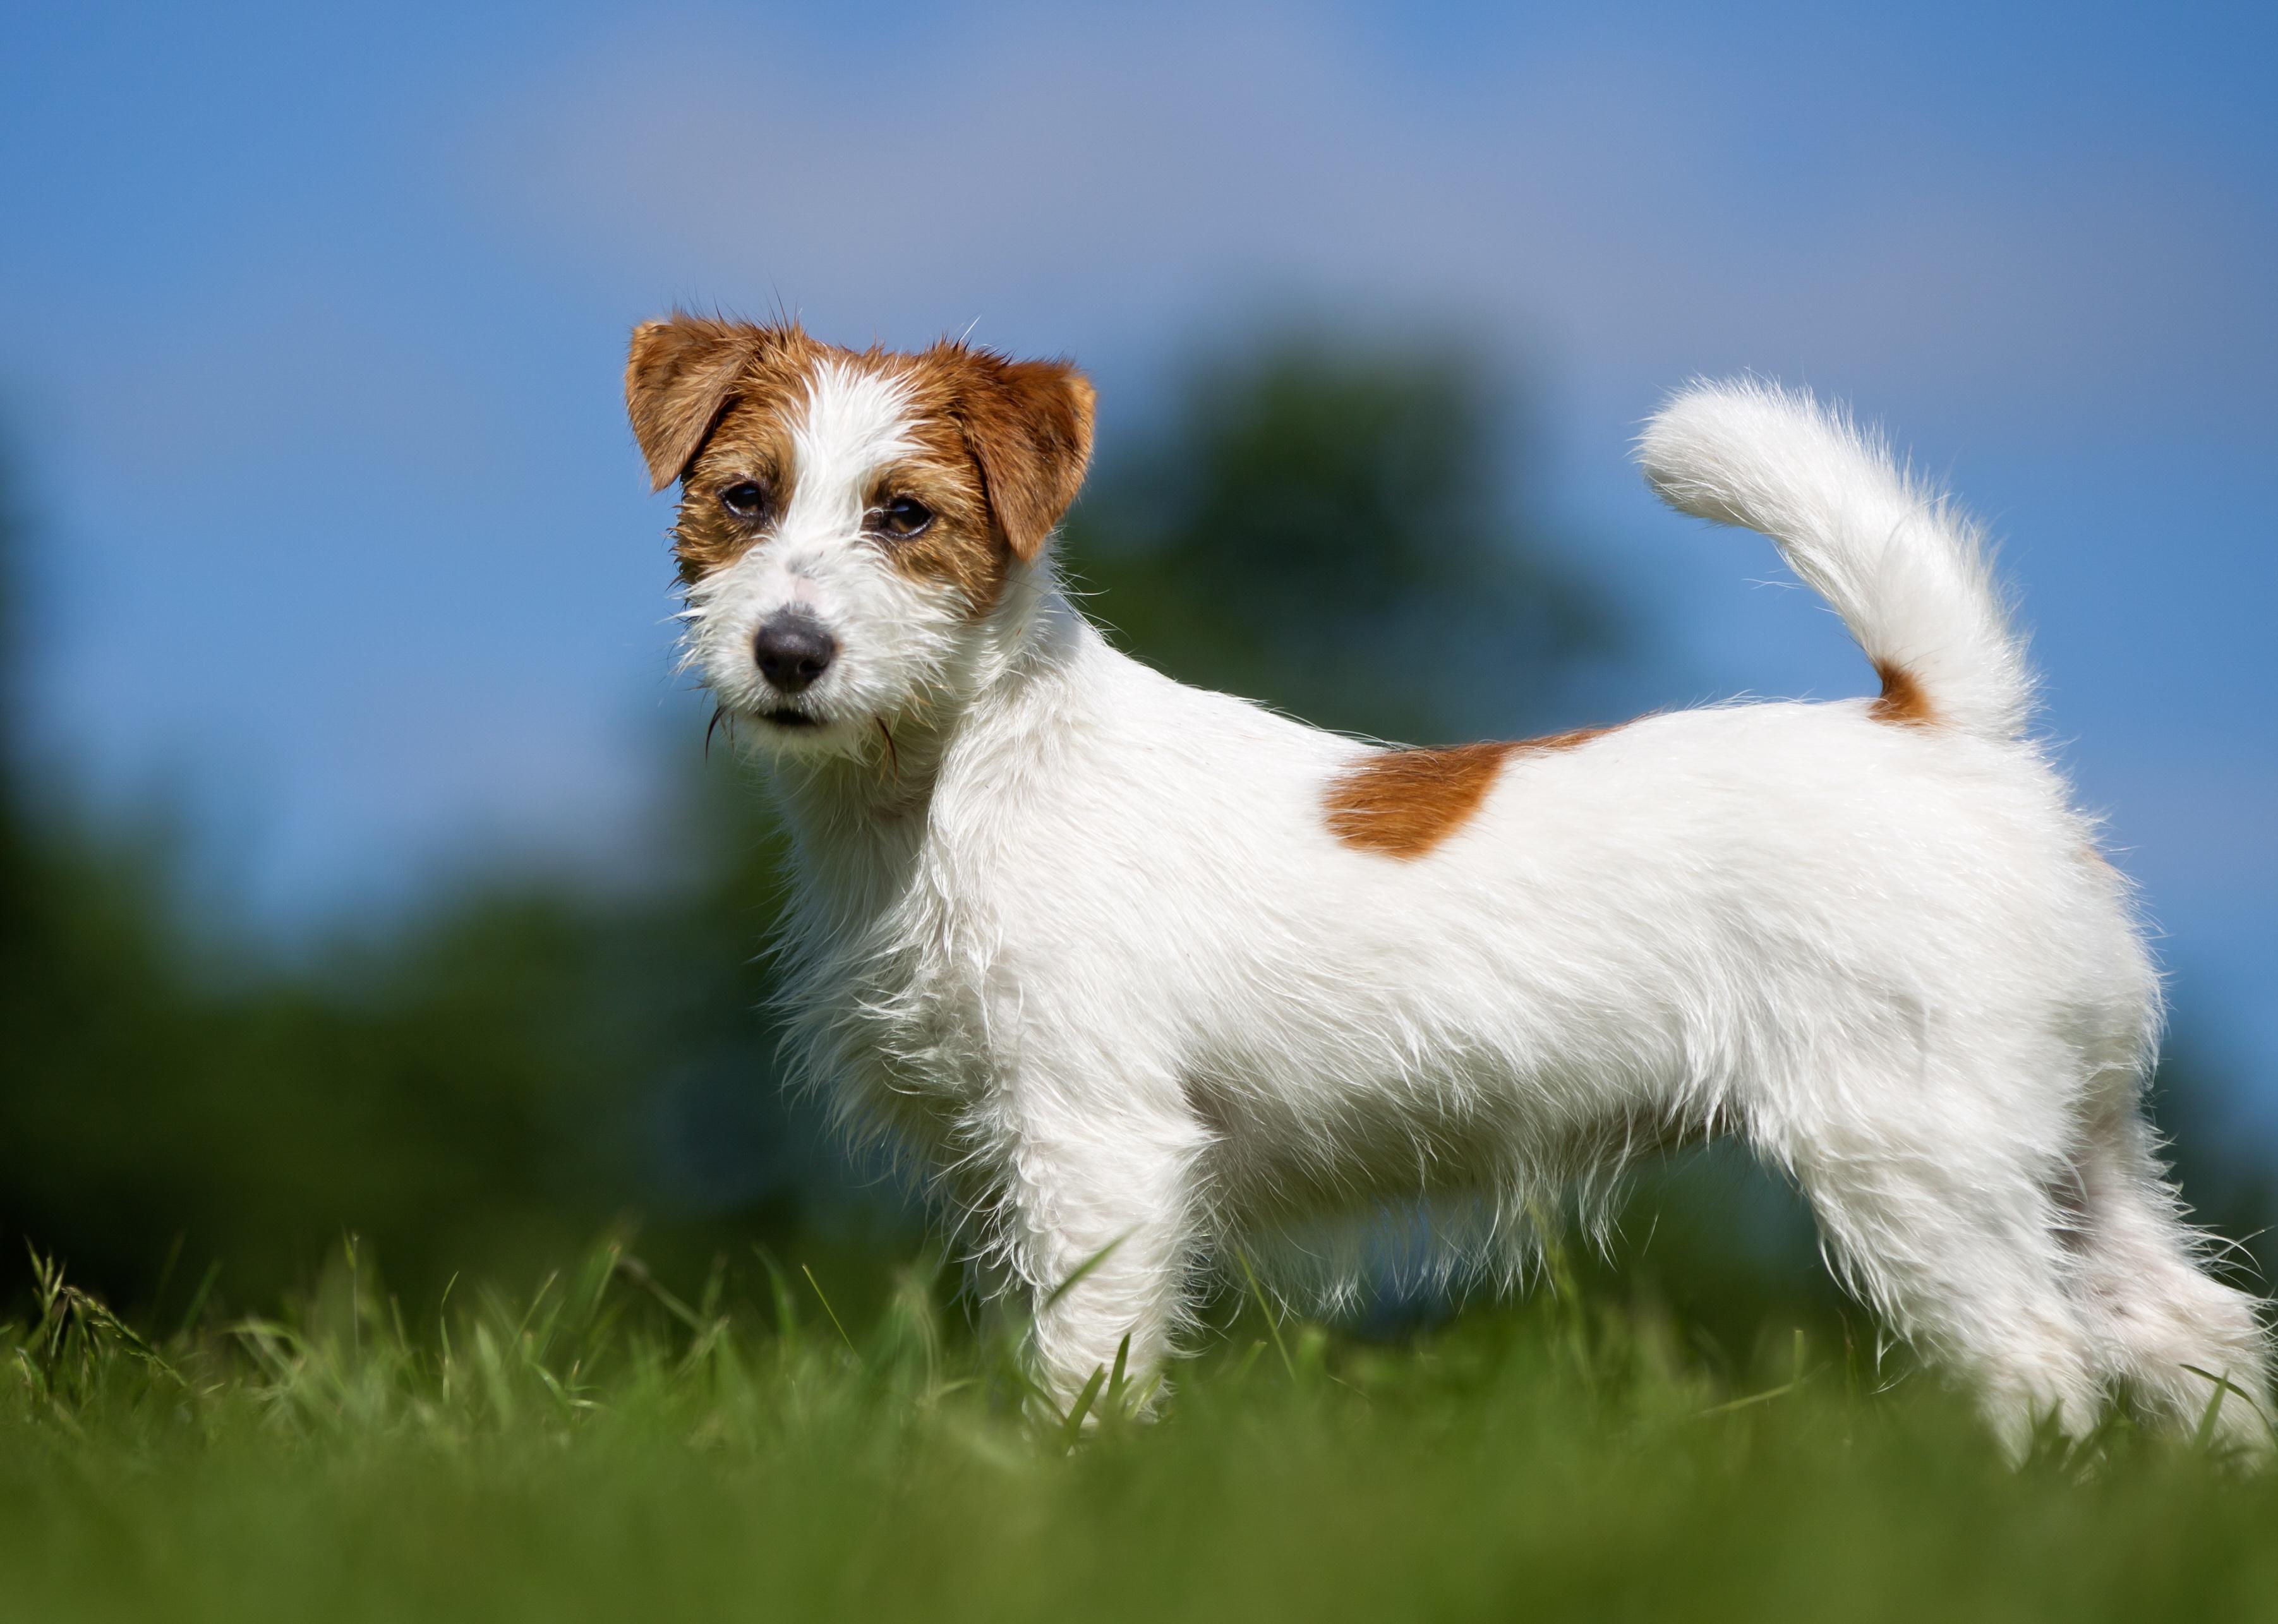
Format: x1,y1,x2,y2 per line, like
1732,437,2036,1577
1774,1090,2103,1459
2061,1095,2274,1457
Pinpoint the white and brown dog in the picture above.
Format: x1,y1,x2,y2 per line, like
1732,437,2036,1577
626,316,2270,1455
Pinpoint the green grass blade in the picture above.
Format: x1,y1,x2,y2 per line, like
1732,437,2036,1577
1058,1363,1109,1450
1234,1249,1295,1381
1041,1236,1128,1313
800,1265,857,1356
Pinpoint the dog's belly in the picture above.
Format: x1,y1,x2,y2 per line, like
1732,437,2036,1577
1178,1013,1692,1224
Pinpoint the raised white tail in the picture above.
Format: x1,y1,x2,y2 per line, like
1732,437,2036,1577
1638,379,2034,740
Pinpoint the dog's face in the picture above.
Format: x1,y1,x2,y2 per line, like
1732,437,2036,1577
625,316,1095,758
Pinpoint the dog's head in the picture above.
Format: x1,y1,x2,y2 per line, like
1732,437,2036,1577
626,316,1094,758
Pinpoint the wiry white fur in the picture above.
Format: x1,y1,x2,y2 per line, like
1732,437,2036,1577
683,363,2272,1459
1640,378,2034,738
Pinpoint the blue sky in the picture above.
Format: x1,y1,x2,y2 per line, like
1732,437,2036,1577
3,1,2274,1112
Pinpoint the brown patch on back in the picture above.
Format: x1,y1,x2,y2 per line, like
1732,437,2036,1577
1869,660,1936,726
624,315,1095,613
1325,725,1614,859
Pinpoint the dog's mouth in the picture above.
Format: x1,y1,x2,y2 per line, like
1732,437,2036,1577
759,706,823,730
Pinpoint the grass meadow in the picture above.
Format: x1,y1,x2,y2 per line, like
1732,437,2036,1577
4,1221,2273,1624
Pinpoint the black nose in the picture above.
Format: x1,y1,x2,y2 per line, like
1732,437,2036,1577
752,611,838,694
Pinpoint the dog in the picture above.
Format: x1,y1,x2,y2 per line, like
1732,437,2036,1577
625,315,2270,1456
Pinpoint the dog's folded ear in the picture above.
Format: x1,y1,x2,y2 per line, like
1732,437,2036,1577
625,316,764,492
949,354,1097,562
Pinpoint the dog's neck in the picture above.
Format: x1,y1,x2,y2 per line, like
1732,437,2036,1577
756,565,1089,919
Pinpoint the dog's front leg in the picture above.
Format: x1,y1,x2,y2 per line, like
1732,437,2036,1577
990,1071,1207,1417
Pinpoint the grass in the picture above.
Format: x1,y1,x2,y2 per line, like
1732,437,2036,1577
1,1232,2274,1624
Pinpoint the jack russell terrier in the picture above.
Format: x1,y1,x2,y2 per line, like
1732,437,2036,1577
626,315,2269,1456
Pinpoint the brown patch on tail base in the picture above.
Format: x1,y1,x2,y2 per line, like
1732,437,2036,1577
1325,726,1613,859
1869,661,1936,726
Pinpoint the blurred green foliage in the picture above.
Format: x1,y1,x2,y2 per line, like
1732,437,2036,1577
1062,330,1619,743
0,470,852,1314
0,333,2264,1337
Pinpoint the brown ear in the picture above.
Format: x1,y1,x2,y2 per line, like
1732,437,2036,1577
625,315,760,492
953,356,1096,562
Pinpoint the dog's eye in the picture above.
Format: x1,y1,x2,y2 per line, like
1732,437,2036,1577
874,496,934,539
719,481,771,522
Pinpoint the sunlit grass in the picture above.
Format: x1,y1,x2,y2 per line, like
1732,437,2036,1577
2,1234,2273,1624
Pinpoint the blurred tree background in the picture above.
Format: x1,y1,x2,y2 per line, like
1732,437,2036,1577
0,335,2265,1338
1061,332,1618,744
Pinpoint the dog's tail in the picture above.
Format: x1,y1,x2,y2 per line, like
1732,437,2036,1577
1637,378,2033,740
